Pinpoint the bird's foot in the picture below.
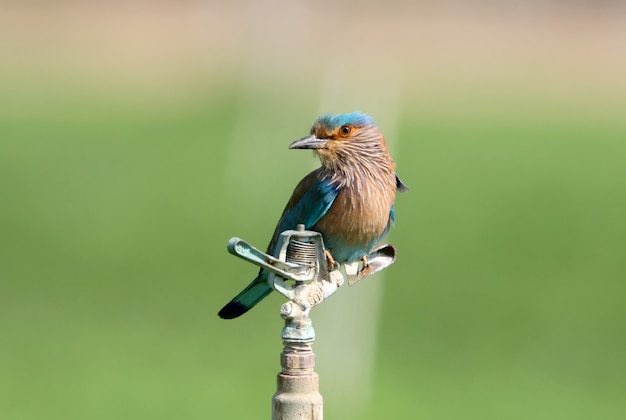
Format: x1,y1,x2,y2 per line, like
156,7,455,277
361,255,369,268
350,244,398,285
325,249,338,270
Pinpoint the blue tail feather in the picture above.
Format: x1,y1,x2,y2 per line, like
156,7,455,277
218,271,272,319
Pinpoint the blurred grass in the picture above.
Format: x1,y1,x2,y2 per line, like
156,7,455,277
377,117,626,419
1,79,625,420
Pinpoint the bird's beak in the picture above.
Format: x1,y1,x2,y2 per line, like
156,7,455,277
289,135,328,150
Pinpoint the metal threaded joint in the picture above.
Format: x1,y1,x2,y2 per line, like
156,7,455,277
281,351,316,375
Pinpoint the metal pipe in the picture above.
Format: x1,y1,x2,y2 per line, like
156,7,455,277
272,294,323,419
272,339,323,420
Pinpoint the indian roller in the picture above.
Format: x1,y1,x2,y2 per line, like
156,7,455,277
218,112,407,319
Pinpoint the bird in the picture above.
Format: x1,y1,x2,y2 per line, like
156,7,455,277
218,112,407,319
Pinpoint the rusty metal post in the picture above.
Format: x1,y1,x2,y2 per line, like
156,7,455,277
272,302,323,420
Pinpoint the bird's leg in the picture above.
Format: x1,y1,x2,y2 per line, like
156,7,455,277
325,249,337,269
357,254,372,280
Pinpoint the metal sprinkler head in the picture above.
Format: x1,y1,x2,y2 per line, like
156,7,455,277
227,224,398,329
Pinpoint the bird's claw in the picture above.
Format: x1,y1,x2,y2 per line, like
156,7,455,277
325,249,338,270
347,244,397,285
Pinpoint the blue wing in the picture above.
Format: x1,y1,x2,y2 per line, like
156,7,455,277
380,173,407,241
388,172,407,228
395,172,408,192
269,170,339,253
218,170,339,319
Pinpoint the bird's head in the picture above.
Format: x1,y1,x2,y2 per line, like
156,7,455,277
289,112,388,167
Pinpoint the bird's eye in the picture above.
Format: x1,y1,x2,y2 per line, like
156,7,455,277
340,125,352,136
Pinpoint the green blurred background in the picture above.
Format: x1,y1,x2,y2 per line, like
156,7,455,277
1,1,625,419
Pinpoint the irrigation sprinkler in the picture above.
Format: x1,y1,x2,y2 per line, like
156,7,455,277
226,224,397,419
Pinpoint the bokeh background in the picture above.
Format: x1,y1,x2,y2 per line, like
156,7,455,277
1,1,625,419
